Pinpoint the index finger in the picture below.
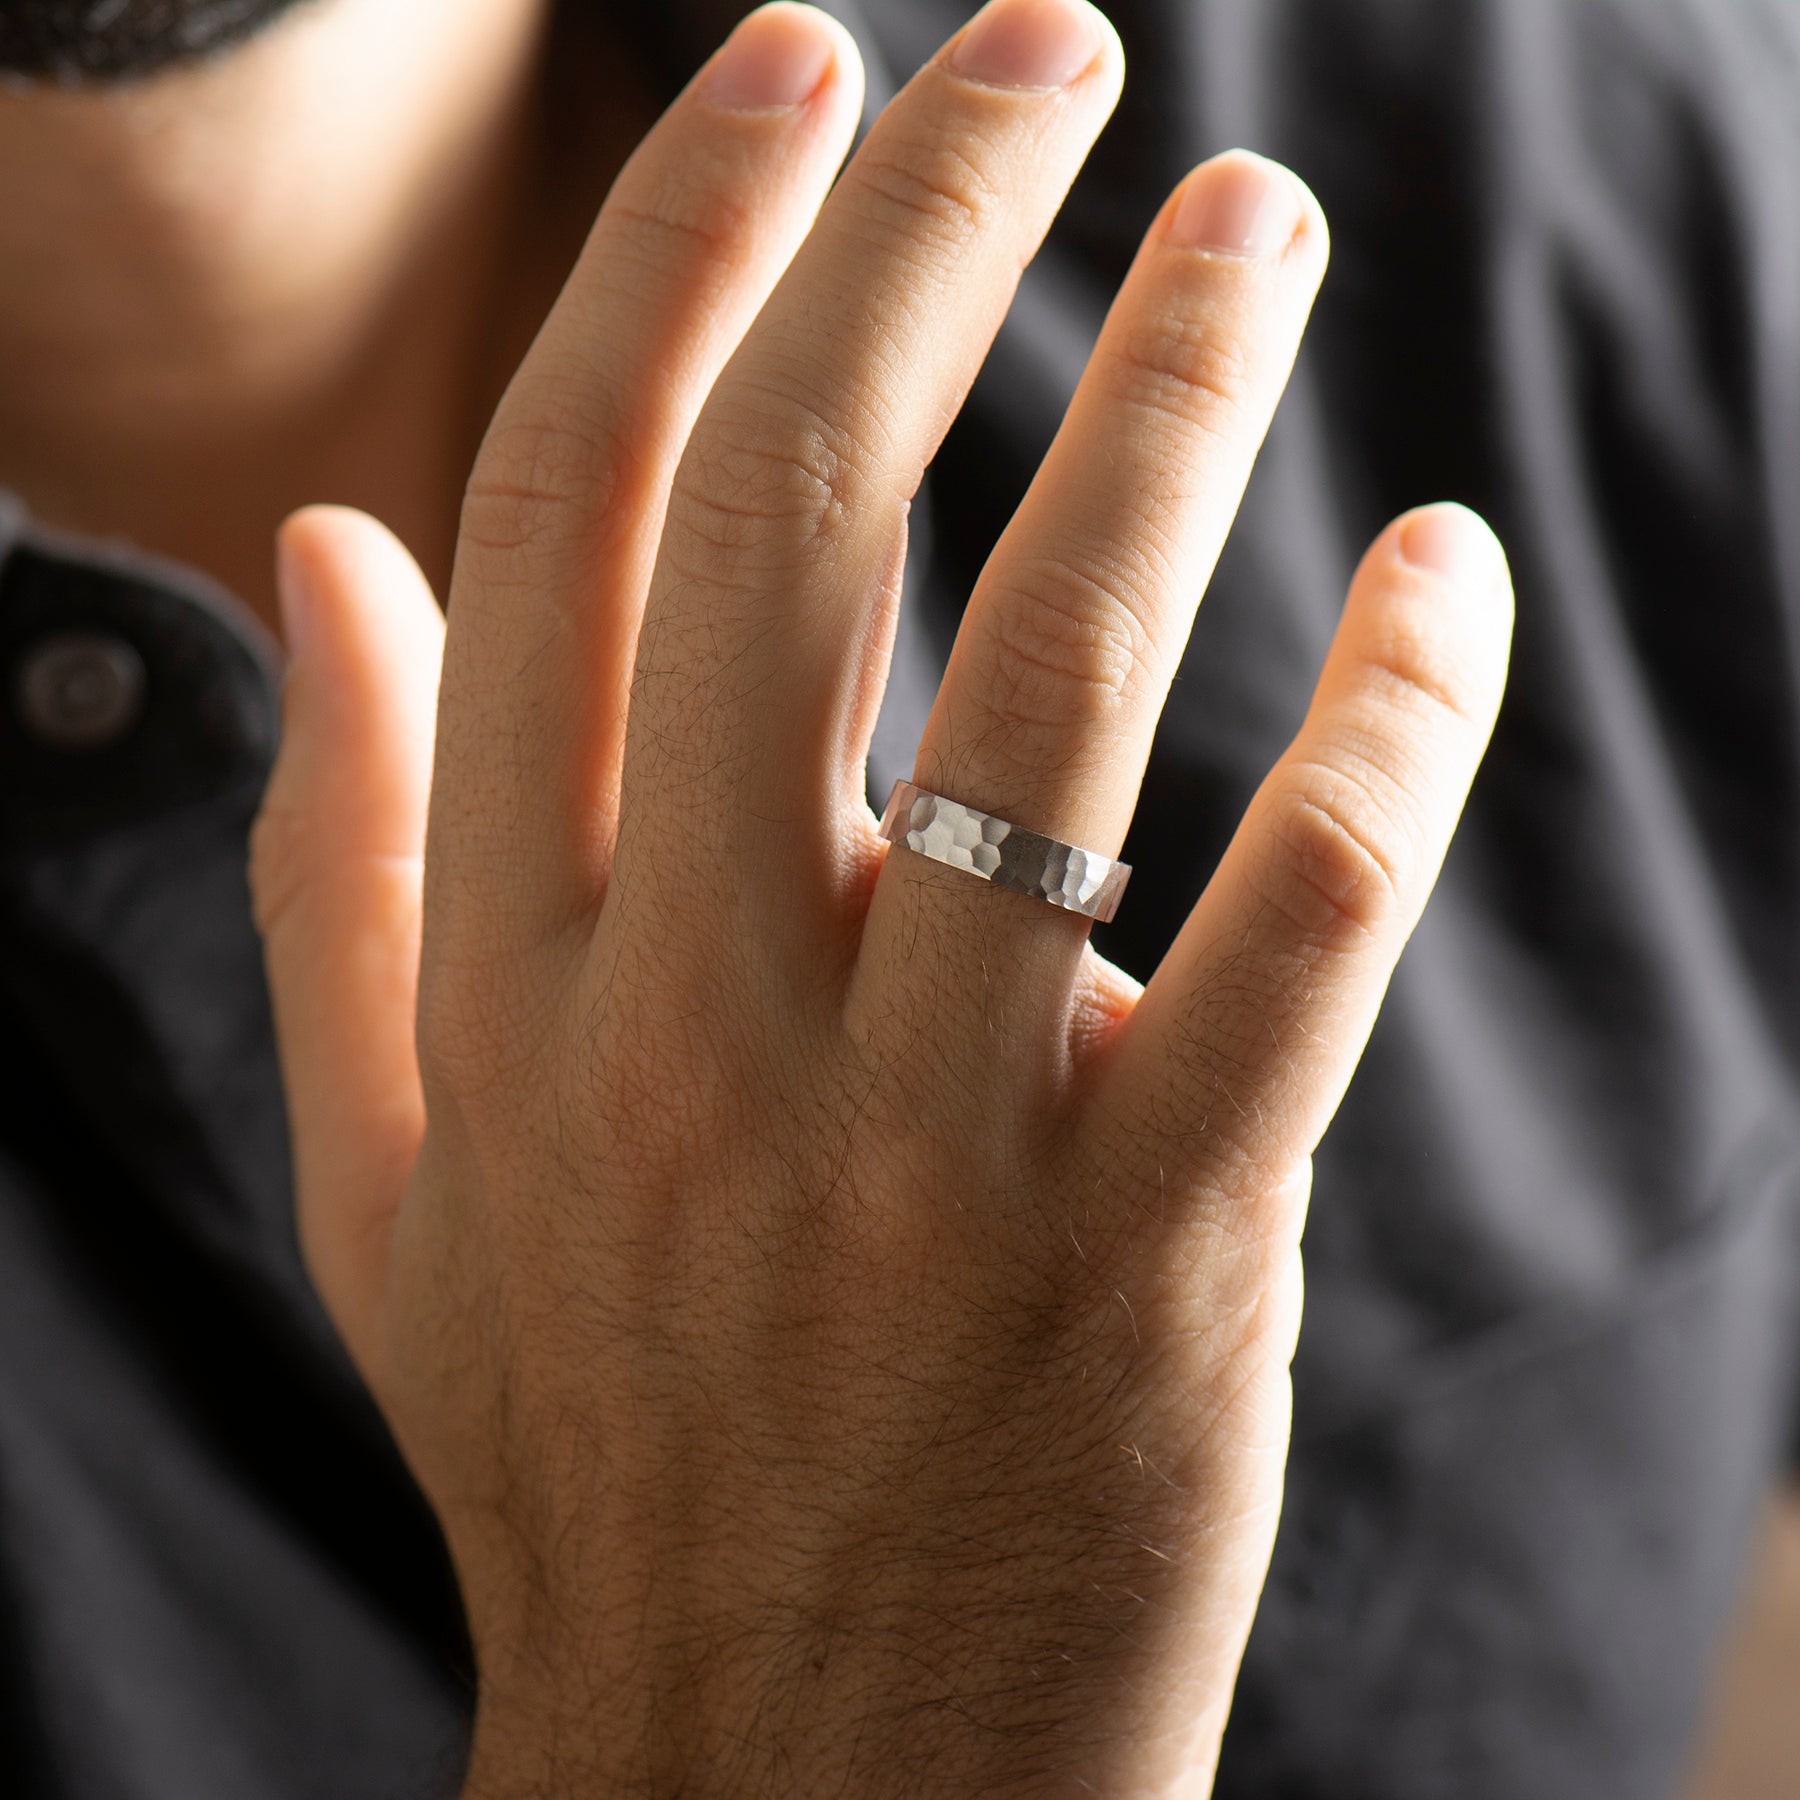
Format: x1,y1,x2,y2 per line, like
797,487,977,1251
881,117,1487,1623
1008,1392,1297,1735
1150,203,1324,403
425,5,863,970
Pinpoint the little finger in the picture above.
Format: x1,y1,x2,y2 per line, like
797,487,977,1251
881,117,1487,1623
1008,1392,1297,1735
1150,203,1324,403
1094,504,1513,1203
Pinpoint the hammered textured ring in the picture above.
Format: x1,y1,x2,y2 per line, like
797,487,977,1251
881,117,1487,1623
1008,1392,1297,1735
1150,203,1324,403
877,779,1131,923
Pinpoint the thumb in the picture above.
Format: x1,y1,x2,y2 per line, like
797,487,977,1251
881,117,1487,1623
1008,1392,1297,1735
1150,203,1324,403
249,504,445,1380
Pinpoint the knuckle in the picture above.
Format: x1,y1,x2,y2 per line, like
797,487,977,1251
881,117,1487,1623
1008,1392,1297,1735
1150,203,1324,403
976,557,1158,735
671,387,870,567
1355,616,1492,733
1110,300,1260,427
412,946,550,1115
847,137,999,254
461,406,631,564
1258,761,1419,939
603,167,755,266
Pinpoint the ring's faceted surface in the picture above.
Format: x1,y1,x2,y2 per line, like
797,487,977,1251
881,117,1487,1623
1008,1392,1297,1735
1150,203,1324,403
876,779,1131,922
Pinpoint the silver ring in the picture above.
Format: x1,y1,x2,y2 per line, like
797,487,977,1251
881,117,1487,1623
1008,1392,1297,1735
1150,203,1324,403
877,779,1130,923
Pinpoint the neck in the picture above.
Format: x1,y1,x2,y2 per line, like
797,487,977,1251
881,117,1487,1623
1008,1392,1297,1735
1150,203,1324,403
0,0,645,634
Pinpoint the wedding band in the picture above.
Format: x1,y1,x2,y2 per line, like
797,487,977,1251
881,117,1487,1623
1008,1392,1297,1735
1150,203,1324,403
877,779,1130,922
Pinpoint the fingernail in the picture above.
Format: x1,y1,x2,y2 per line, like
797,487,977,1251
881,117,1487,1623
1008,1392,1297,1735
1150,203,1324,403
1400,504,1499,582
704,3,836,109
949,0,1104,89
1169,152,1304,256
275,531,311,662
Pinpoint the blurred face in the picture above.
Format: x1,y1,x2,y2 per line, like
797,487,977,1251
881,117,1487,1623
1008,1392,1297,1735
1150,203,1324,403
0,0,317,80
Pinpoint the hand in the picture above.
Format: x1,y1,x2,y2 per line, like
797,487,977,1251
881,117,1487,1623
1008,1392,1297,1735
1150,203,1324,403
249,0,1512,1793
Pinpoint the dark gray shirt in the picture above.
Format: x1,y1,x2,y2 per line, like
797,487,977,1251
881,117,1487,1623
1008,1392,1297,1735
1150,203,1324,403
5,1,1800,1793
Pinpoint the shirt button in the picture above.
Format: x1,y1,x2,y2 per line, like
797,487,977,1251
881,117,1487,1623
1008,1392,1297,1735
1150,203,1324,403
14,631,148,750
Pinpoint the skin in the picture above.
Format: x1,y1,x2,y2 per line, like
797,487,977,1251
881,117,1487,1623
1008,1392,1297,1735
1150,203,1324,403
2,0,1761,1793
1687,1489,1800,1797
0,0,652,632
253,0,1514,1791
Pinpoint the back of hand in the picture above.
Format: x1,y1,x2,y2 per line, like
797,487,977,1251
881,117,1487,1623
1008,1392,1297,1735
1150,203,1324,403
250,1,1512,1793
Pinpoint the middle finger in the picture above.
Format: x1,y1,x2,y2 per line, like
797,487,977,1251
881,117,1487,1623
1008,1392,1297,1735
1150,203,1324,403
612,0,1124,969
860,148,1328,1039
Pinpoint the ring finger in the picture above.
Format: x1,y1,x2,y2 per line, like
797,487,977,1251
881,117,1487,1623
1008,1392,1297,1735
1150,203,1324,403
856,148,1327,1042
